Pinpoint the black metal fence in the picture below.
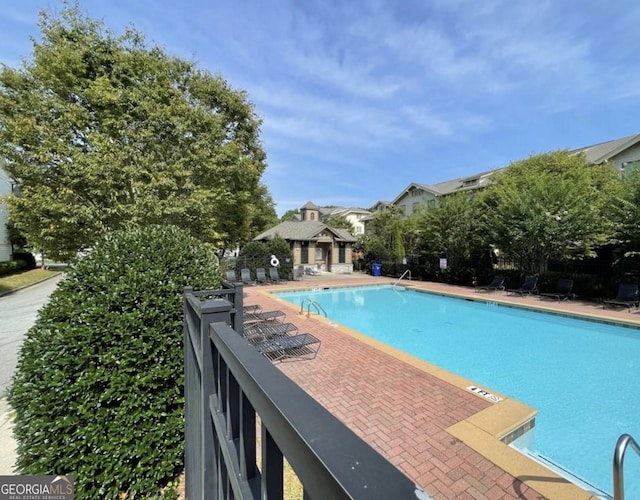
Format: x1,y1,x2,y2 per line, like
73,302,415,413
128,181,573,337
183,285,422,499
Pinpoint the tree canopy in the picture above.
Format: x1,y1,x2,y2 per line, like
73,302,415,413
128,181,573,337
417,192,483,270
280,208,300,221
0,3,268,259
323,214,356,234
617,168,640,253
480,151,619,272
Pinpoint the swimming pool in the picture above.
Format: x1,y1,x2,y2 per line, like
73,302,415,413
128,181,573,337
275,285,640,498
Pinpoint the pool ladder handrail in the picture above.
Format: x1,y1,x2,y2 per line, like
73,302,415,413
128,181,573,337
300,297,327,318
393,269,412,288
613,433,640,500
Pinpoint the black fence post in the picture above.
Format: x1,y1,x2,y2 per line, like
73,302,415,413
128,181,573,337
200,299,232,500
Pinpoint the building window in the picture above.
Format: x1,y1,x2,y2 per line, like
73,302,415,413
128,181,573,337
315,247,323,260
622,160,640,177
339,245,345,263
310,212,315,220
426,199,436,208
301,243,308,264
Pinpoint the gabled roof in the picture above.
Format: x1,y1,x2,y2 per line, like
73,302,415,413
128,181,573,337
569,133,640,164
326,206,371,217
391,183,439,205
430,169,499,195
391,169,498,204
253,221,357,243
369,201,392,211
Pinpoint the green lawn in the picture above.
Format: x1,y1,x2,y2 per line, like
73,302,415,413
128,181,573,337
0,269,62,295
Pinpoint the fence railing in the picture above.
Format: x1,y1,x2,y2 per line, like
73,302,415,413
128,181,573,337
183,286,422,499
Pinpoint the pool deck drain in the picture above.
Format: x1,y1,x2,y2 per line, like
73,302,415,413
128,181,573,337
243,273,634,499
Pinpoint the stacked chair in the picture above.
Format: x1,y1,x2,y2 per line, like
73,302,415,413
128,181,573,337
241,304,320,361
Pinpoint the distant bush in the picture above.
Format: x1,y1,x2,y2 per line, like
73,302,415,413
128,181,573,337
238,235,293,278
9,225,220,499
12,251,36,270
0,260,26,277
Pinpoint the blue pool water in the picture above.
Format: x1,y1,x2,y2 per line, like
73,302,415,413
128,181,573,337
275,285,640,498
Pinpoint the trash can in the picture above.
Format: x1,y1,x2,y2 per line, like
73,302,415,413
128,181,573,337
372,263,381,276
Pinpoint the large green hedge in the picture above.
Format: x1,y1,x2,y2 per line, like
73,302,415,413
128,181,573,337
9,225,220,499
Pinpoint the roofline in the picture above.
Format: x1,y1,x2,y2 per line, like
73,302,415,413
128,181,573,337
390,183,441,204
570,133,640,164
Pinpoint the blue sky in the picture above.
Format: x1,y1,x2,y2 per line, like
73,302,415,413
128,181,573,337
2,1,639,215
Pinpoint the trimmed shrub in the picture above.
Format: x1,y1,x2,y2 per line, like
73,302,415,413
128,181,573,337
9,225,220,499
13,251,37,270
0,260,26,277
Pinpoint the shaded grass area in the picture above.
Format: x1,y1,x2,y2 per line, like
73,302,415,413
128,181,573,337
0,269,62,295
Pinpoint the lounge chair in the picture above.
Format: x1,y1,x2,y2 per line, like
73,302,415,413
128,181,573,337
475,275,505,292
240,268,253,285
254,333,321,362
243,304,262,315
269,267,282,283
256,267,269,285
539,278,574,301
225,269,242,285
293,265,304,281
506,276,538,296
243,321,298,344
243,309,286,324
603,283,639,311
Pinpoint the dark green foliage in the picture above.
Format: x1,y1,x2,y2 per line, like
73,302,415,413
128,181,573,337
9,225,220,499
364,239,391,264
12,251,36,270
0,260,27,276
239,241,270,260
237,235,293,278
480,151,619,273
267,235,293,278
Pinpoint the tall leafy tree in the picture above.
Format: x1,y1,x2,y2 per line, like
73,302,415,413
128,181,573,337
480,151,620,273
418,192,484,270
0,3,267,260
616,168,640,253
247,183,278,238
361,208,398,260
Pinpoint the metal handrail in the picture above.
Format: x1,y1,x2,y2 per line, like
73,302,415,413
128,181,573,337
393,269,412,288
300,297,327,318
613,433,640,499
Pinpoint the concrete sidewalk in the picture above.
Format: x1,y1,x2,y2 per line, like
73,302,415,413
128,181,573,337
0,397,16,474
